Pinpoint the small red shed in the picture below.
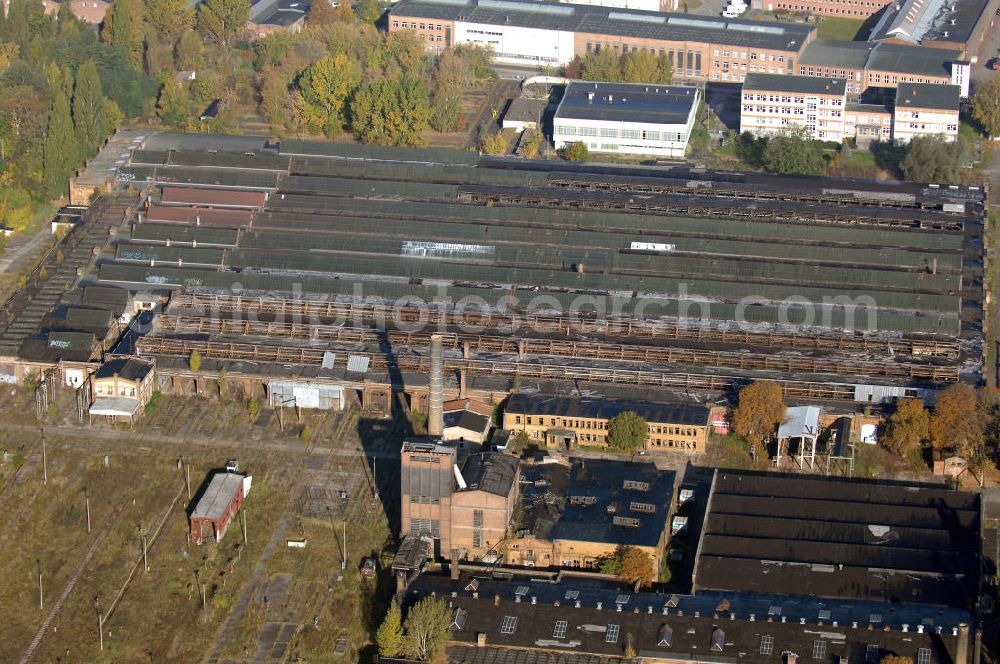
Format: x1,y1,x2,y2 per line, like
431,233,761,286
189,472,251,544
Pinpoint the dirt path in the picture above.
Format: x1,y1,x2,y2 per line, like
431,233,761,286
0,421,401,461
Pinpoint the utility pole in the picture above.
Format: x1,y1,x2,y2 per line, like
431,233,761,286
185,463,191,500
341,520,347,571
241,508,247,544
142,533,148,573
37,561,43,610
85,489,91,534
95,596,103,651
41,429,47,485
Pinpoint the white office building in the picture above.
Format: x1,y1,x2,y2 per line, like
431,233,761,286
552,82,701,158
740,73,848,142
891,82,961,145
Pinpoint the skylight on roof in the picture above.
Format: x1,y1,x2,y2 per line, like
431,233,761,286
727,22,783,35
818,609,832,621
606,624,621,643
615,594,630,605
515,585,530,596
668,16,721,29
478,0,574,14
608,11,664,23
501,616,519,634
553,620,568,639
565,590,580,600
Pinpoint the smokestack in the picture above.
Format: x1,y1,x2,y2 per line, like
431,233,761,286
956,623,969,664
428,334,444,437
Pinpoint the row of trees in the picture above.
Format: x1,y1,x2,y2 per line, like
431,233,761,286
565,49,673,85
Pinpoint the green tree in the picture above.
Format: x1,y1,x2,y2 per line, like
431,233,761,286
607,411,648,457
295,52,361,137
732,380,786,452
972,77,1000,138
478,130,506,155
761,130,826,176
562,140,589,161
157,80,189,126
189,348,202,372
621,49,671,84
580,49,622,82
376,600,404,658
350,75,430,146
402,596,450,662
428,50,470,132
72,60,107,155
900,136,968,184
146,0,194,45
101,0,145,65
175,30,204,71
247,397,260,423
197,0,249,48
454,43,494,79
42,90,78,198
882,397,929,456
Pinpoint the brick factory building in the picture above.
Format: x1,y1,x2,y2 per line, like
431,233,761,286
502,393,710,454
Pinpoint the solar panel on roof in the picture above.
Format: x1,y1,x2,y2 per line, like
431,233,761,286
606,624,620,643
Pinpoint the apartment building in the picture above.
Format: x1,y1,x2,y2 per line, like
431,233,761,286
502,393,710,453
552,82,700,157
400,441,520,561
892,82,961,144
388,0,814,78
740,73,848,141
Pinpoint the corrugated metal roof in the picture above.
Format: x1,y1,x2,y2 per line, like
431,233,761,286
191,473,244,520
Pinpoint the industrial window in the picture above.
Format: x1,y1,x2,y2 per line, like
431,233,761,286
473,530,482,548
813,640,827,659
500,616,518,634
606,624,620,643
631,501,656,513
553,620,568,638
473,509,483,527
866,645,880,663
917,649,932,664
760,635,774,655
